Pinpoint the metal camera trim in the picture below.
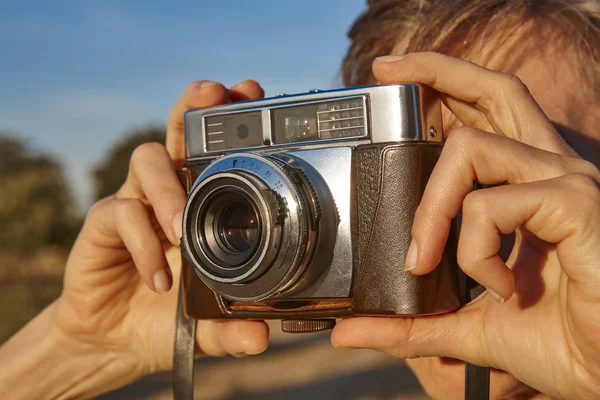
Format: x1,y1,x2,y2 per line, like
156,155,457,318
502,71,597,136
181,153,319,301
184,84,443,160
201,95,369,154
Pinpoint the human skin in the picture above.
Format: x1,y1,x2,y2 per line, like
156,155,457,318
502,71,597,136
0,80,271,400
371,30,600,400
330,52,600,399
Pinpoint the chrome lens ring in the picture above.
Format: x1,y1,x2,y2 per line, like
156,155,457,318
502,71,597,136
181,153,311,301
185,174,273,282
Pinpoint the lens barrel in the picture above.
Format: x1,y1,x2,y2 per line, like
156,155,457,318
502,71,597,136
181,153,335,302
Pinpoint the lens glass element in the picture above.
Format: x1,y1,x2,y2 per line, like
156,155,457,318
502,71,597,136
198,188,262,269
217,200,259,253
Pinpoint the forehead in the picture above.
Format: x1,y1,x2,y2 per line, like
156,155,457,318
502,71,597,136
483,32,584,131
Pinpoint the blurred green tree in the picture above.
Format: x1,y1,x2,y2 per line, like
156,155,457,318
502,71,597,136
92,125,166,201
0,134,79,254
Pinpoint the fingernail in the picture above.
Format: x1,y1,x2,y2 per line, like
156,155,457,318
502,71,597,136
172,212,183,245
153,269,172,293
232,352,249,359
486,287,505,304
404,238,418,271
376,55,405,63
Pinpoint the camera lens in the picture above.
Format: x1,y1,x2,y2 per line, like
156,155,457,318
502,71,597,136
199,189,262,269
181,153,337,301
216,198,259,254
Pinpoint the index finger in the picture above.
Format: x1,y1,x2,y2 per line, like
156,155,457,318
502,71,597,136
166,81,229,165
167,79,265,166
372,52,577,157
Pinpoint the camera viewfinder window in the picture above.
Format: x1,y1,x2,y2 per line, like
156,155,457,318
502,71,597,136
205,111,263,151
272,97,366,144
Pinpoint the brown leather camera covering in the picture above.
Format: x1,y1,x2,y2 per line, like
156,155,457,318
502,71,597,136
351,142,461,315
178,142,462,320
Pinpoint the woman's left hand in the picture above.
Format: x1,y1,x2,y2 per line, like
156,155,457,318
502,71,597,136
331,52,600,400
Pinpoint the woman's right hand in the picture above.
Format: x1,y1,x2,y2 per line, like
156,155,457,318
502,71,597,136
331,53,600,400
49,80,269,397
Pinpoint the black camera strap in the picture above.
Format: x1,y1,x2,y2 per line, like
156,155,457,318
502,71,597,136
465,362,491,400
464,281,490,400
173,274,196,400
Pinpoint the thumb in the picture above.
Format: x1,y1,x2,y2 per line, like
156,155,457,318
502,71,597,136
330,300,490,366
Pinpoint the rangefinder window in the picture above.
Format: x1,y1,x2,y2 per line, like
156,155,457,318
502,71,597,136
272,97,367,144
205,111,263,151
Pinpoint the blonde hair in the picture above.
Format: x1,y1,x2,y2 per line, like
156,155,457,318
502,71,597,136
343,0,600,94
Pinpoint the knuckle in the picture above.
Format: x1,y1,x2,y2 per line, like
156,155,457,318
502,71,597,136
168,102,183,125
155,189,185,221
445,126,481,151
401,52,419,63
196,321,228,357
87,196,113,218
462,189,488,215
84,196,115,228
389,348,410,359
503,73,530,97
186,80,210,93
442,127,486,178
574,158,600,183
113,198,144,221
157,187,182,204
130,142,166,169
395,52,427,72
456,243,471,267
185,80,225,97
457,192,488,267
563,173,600,203
234,78,259,88
409,51,437,61
456,243,476,270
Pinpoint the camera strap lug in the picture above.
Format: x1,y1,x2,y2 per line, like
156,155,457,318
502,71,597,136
173,273,196,400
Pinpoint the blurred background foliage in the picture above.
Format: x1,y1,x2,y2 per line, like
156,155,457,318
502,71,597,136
0,135,79,254
0,126,165,343
92,126,166,201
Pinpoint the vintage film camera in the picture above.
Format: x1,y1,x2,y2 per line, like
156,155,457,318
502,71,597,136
177,84,463,333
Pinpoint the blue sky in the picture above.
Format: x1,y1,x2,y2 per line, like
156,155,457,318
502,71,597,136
0,0,367,210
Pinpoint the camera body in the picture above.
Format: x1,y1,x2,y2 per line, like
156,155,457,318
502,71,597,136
179,84,463,332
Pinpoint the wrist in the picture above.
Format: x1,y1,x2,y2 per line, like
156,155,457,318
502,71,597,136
0,300,147,399
53,324,148,399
